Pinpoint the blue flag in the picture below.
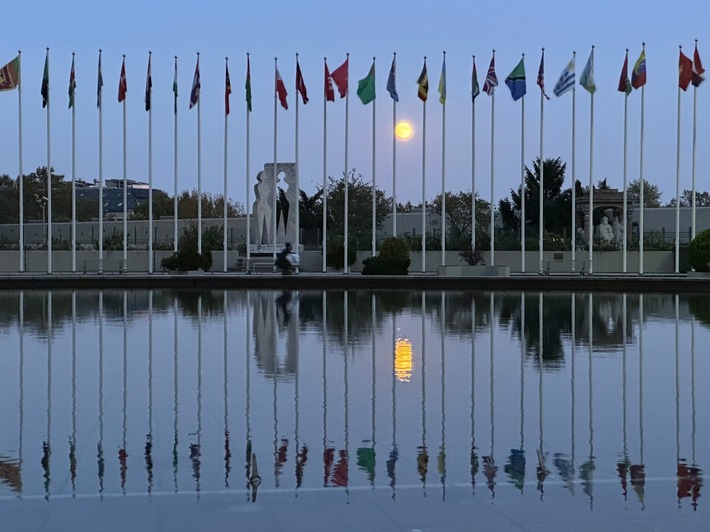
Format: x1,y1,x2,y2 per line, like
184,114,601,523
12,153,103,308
505,57,526,101
387,56,398,101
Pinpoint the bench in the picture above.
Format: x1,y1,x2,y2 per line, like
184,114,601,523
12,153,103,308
82,259,127,274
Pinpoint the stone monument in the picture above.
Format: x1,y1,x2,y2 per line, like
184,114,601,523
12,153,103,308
251,163,297,251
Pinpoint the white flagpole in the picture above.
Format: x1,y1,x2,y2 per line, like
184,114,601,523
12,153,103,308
623,50,629,274
122,54,128,267
520,54,526,273
148,52,153,274
588,47,595,274
691,40,699,243
18,50,24,272
392,53,398,238
173,56,178,253
246,54,251,265
46,48,52,275
371,57,377,257
639,44,645,274
322,58,327,272
197,53,202,256
223,57,229,273
295,53,301,257
71,52,76,273
98,50,104,271
421,56,427,272
441,51,446,267
471,56,476,252
539,50,545,274
675,46,682,274
490,51,496,266
571,52,577,271
273,57,278,266
344,53,350,274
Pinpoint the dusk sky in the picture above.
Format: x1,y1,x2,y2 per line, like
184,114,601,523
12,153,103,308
1,0,709,210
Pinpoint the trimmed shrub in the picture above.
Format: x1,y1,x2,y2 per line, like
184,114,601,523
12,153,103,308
326,236,357,270
362,237,410,275
690,229,710,272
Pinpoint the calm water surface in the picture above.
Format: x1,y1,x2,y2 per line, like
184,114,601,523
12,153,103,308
0,289,708,530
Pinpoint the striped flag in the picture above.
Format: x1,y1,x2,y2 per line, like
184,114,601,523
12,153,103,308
692,43,705,87
537,50,550,100
417,60,428,101
472,58,480,101
118,57,127,103
225,61,232,115
482,54,497,95
553,56,575,97
632,49,647,89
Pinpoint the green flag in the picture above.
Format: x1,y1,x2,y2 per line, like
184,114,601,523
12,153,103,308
357,61,375,104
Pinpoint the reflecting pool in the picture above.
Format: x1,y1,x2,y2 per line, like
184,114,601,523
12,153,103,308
0,289,709,531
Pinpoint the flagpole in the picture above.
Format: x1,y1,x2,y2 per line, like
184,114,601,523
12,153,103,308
441,51,446,267
520,54,526,273
371,57,377,257
471,56,476,253
490,50,496,267
421,56,427,272
245,54,251,266
98,50,104,272
148,51,153,274
623,49,629,274
538,49,545,274
322,58,328,272
344,53,350,274
71,52,76,273
122,54,128,268
691,39,699,243
588,46,595,275
639,43,645,274
675,45,682,274
273,57,278,267
392,53,397,238
223,56,229,273
46,48,52,275
197,52,202,256
571,52,577,271
18,50,24,272
173,56,178,253
295,53,301,257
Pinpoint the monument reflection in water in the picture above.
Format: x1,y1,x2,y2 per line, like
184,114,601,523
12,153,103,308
0,289,707,513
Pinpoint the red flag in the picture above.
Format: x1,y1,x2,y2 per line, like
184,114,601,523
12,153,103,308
537,50,550,100
679,50,693,91
330,57,348,98
296,60,309,104
324,61,334,101
693,43,705,87
118,58,127,102
618,51,631,94
275,66,288,109
225,62,232,115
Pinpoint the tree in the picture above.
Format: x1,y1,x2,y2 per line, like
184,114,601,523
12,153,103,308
627,178,662,208
298,188,323,246
675,189,710,207
498,157,571,240
430,191,490,250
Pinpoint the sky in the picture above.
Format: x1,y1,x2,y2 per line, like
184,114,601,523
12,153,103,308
1,0,709,211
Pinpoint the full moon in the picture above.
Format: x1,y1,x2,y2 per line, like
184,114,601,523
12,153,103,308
395,121,413,141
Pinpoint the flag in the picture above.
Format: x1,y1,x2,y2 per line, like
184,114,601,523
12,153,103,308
324,61,335,102
118,58,127,103
275,65,288,109
189,57,200,108
417,61,428,101
331,57,348,98
357,60,375,104
68,56,76,109
482,55,497,95
245,56,252,112
438,56,446,104
679,49,693,91
632,49,647,89
537,51,550,100
618,51,632,95
225,62,232,115
41,52,49,108
692,44,705,87
172,57,178,114
97,53,103,108
145,55,152,111
472,59,480,101
296,60,309,104
505,57,526,101
0,54,20,91
553,56,575,97
580,49,596,94
387,56,398,102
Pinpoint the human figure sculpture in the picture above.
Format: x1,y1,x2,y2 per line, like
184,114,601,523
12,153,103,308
611,215,624,246
595,216,614,243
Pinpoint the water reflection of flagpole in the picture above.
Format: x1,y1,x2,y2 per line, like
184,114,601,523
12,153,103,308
146,290,154,495
322,292,330,490
98,292,105,498
618,294,629,501
689,309,702,510
418,291,428,495
483,292,497,500
246,291,258,502
470,295,477,495
633,294,646,509
439,292,446,500
507,291,526,495
537,292,548,497
41,292,53,500
370,294,376,489
172,295,179,493
70,291,77,497
119,290,127,495
344,290,350,500
580,292,594,509
19,292,24,497
387,307,397,498
294,291,305,494
272,292,281,489
224,291,231,489
193,294,202,496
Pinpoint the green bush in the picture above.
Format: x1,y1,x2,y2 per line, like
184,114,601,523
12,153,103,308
690,229,710,272
326,236,357,270
362,237,410,275
160,223,214,271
